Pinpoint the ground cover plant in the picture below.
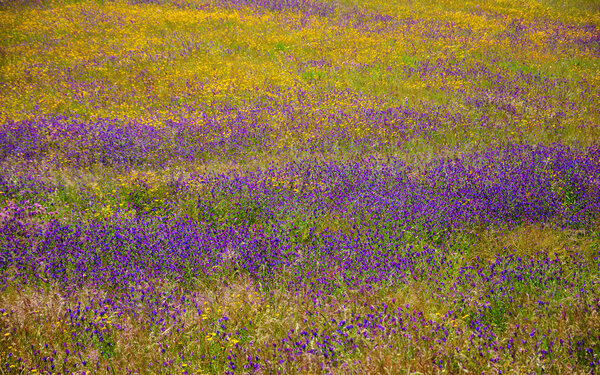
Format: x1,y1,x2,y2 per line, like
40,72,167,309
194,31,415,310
1,0,600,373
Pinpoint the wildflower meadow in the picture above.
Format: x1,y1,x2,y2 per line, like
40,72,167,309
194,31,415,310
1,0,600,373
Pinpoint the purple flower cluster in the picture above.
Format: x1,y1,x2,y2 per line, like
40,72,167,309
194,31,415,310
1,116,166,167
1,142,599,373
1,204,598,372
220,0,335,17
181,143,600,230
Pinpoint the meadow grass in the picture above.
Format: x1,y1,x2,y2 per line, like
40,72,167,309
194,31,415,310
1,0,600,373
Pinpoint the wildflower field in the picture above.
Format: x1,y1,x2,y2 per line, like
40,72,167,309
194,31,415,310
1,0,600,373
